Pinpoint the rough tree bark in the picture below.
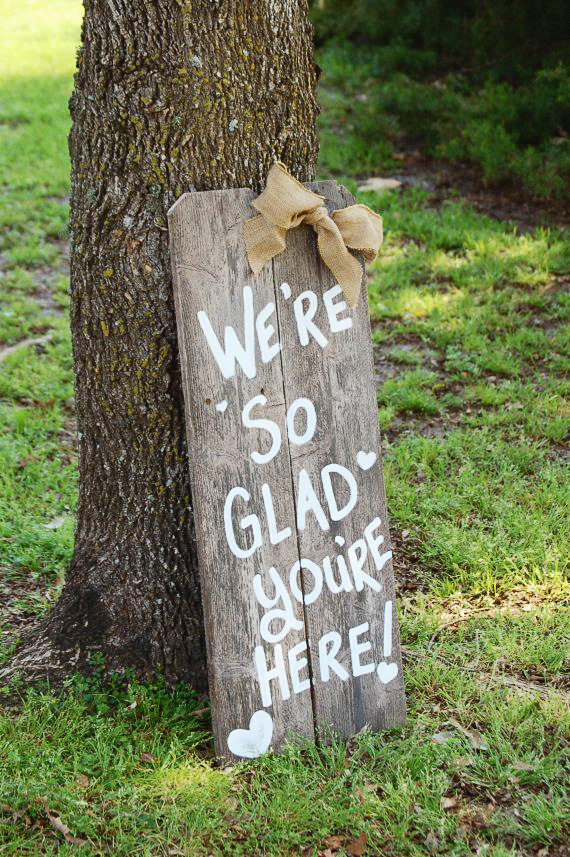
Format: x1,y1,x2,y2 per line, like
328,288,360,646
2,0,318,688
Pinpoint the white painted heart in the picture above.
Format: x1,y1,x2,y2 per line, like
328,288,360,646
357,450,377,471
377,661,399,684
335,535,345,547
227,710,273,759
216,400,228,413
280,282,292,299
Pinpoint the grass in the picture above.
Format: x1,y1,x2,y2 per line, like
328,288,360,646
1,1,569,855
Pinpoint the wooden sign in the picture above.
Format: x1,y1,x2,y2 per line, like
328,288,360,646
168,181,406,760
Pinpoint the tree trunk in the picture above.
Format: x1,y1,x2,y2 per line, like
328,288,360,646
3,0,318,689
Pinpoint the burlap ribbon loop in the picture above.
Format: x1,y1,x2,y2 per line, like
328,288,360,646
244,162,383,308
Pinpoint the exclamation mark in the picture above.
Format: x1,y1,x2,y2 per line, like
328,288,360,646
377,600,399,684
383,600,393,659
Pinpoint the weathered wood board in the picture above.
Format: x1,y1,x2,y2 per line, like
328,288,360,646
168,181,406,760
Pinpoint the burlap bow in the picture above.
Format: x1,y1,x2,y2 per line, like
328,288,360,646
244,162,383,308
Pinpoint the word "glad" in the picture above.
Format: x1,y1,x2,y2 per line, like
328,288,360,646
224,461,357,559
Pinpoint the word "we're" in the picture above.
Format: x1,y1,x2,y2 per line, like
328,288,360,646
198,284,352,381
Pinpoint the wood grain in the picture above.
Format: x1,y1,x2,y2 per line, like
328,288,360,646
168,182,405,759
272,182,406,736
169,190,314,757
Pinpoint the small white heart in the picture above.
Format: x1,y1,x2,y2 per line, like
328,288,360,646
377,661,399,684
280,282,292,299
335,535,345,547
357,450,377,470
216,400,228,413
227,710,273,759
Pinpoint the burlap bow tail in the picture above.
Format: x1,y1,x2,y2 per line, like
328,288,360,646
244,162,383,308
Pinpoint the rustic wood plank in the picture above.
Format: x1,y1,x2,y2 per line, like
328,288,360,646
168,190,315,759
168,181,406,760
270,181,406,736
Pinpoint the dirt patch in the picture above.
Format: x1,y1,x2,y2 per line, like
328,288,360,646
389,528,427,593
392,154,570,231
0,576,55,645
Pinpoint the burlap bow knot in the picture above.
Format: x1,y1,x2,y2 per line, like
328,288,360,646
244,162,383,308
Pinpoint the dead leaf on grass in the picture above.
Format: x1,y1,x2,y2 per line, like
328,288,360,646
442,796,458,810
425,831,439,852
139,752,157,763
46,809,87,846
323,835,344,852
346,833,367,856
450,718,489,751
76,774,89,788
10,808,28,825
432,729,455,745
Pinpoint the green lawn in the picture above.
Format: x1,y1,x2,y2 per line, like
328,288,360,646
1,2,569,855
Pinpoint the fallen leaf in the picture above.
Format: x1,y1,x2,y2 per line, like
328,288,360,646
425,831,439,852
346,833,367,856
432,730,455,745
43,515,67,530
46,809,87,846
47,811,70,838
324,835,344,851
67,836,89,847
442,796,458,810
76,774,89,788
10,808,27,824
139,752,157,763
450,718,489,751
